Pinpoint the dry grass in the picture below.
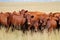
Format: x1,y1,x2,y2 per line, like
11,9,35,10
0,26,60,40
0,2,60,13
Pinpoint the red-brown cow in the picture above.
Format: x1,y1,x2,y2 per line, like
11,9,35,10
9,9,28,33
47,16,57,32
0,12,11,32
26,12,45,32
42,12,57,32
52,12,60,31
38,13,49,31
39,12,58,32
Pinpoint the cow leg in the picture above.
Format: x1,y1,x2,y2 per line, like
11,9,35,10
41,26,45,31
56,21,59,32
18,25,21,30
34,22,39,32
22,24,26,33
5,25,10,32
5,23,11,32
38,25,42,31
28,25,31,31
0,23,1,26
34,24,38,32
58,25,60,32
11,24,15,32
48,27,53,32
57,26,60,32
53,28,56,34
0,23,2,29
34,26,38,32
40,26,45,33
15,25,20,30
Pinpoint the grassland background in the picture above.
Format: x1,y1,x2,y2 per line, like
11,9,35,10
0,2,60,12
0,2,60,40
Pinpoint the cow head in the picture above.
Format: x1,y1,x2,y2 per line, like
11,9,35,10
19,9,28,18
20,9,28,14
26,14,34,25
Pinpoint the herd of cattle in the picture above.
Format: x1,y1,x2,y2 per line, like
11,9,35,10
0,9,60,33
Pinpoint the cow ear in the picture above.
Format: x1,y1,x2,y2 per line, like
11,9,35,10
19,11,21,14
25,10,28,13
49,12,53,17
13,11,16,14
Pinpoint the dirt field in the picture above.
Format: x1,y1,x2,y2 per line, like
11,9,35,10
0,2,60,40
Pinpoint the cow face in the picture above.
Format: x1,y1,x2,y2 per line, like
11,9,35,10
26,14,34,25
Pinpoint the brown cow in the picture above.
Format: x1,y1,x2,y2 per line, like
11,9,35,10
46,16,57,32
38,13,49,31
0,12,11,32
43,13,57,32
9,10,28,33
39,12,57,32
26,12,45,32
52,12,60,31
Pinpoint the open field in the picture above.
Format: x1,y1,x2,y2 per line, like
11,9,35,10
0,2,60,40
0,2,60,13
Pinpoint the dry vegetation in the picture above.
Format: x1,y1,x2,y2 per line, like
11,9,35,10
0,26,59,40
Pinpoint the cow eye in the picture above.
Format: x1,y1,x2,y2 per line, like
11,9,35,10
31,16,34,18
